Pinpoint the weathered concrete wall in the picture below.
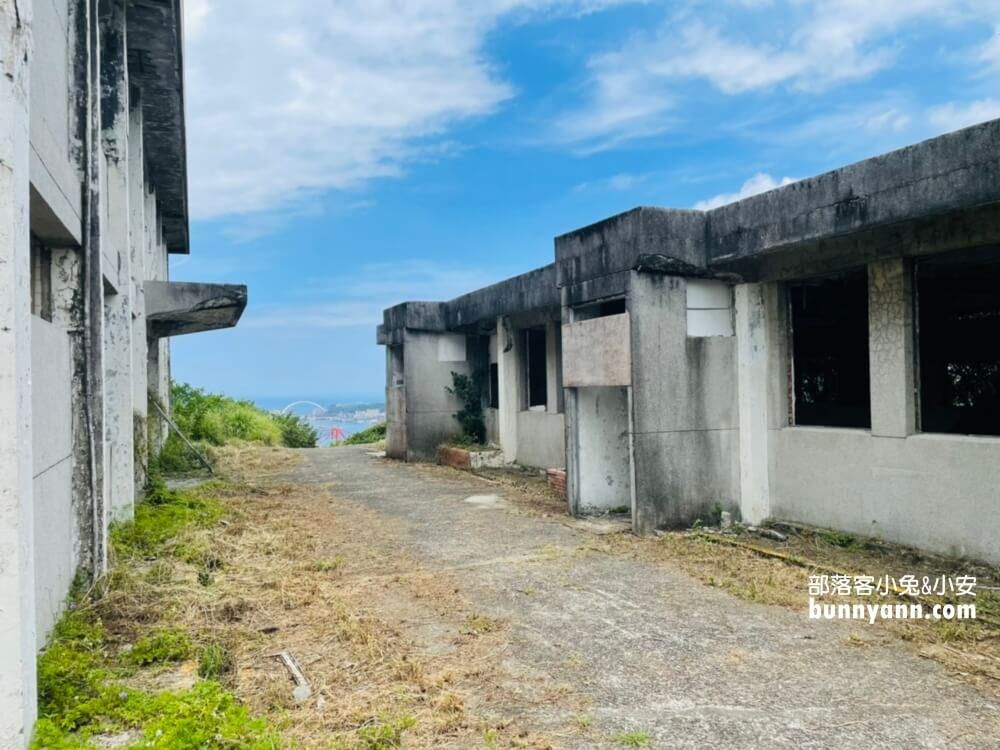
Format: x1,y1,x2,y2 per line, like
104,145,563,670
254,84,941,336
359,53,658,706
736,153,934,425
629,272,740,531
30,318,75,647
28,0,81,245
573,387,631,513
706,119,1000,265
514,410,565,469
1,3,39,741
771,429,1000,562
563,313,630,387
555,208,706,294
400,330,470,461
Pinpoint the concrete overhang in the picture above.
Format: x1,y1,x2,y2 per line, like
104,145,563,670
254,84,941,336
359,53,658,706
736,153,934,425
144,281,247,338
706,119,1000,272
127,0,189,254
447,265,559,330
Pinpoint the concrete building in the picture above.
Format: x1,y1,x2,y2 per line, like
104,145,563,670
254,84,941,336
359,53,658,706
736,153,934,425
1,1,246,744
379,119,1000,567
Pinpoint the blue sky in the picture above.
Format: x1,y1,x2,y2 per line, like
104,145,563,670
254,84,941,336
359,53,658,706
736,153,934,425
170,0,1000,402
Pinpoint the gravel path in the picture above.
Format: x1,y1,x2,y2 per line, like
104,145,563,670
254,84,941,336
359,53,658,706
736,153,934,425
281,447,999,749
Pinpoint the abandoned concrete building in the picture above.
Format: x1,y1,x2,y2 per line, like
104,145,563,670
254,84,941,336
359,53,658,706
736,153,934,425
1,1,246,744
379,118,1000,568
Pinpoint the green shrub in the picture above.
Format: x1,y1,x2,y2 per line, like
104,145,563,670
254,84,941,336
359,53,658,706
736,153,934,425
156,383,318,468
446,371,486,445
273,412,319,448
343,422,386,445
126,629,192,666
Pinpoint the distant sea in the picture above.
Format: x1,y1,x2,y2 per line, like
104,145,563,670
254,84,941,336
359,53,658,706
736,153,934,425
250,396,385,447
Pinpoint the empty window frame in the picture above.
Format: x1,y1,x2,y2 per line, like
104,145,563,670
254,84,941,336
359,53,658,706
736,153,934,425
789,268,871,428
523,327,547,409
572,297,626,321
489,363,500,409
30,240,53,321
917,247,1000,436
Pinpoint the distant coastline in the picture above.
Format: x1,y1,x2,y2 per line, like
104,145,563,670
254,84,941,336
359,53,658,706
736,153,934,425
249,396,386,446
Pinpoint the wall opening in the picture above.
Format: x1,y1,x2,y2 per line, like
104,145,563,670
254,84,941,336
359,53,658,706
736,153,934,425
30,240,53,322
489,363,499,408
789,268,870,428
524,327,547,409
917,246,1000,436
574,386,631,514
572,297,626,321
389,345,404,386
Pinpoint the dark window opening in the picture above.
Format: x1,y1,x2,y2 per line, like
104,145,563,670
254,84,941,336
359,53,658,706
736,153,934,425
30,241,53,321
524,327,547,409
573,297,627,321
790,269,870,428
489,363,499,409
918,247,1000,436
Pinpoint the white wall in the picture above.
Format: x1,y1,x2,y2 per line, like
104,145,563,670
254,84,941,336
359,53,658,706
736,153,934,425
563,313,630,387
575,387,631,513
29,0,80,243
772,428,1000,562
515,410,565,469
31,317,75,647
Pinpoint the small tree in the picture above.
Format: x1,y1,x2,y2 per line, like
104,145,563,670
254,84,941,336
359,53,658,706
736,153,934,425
446,370,486,445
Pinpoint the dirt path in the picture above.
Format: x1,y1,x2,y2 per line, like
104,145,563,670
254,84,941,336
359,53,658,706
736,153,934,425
249,447,999,749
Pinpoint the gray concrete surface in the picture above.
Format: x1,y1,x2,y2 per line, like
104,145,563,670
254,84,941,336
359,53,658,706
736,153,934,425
285,448,1000,750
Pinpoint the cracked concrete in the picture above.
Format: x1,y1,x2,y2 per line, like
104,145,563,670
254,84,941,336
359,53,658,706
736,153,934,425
281,447,1000,749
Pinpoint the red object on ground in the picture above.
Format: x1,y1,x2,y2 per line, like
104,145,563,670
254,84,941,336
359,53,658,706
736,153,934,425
547,468,567,498
330,427,346,442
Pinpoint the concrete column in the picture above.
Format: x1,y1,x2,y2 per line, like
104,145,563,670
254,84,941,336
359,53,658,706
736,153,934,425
735,284,771,524
127,103,148,493
545,319,560,414
496,317,519,463
868,258,915,438
0,2,39,743
101,2,134,521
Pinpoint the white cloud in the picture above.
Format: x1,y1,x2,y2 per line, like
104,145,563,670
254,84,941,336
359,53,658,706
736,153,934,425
572,172,647,193
927,98,1000,132
183,0,638,220
693,173,797,211
977,26,1000,71
243,260,508,330
554,0,994,149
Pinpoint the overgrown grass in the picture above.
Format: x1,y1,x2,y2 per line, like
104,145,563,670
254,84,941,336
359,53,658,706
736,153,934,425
159,382,317,473
31,483,281,750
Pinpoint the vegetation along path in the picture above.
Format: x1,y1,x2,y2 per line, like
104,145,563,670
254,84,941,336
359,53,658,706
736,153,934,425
37,446,999,749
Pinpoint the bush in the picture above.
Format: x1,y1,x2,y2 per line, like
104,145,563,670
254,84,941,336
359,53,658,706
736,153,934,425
343,422,386,445
156,383,317,472
273,412,319,448
446,372,486,445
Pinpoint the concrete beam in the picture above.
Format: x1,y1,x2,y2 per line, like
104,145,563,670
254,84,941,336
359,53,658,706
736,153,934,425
144,281,247,338
707,119,1000,265
555,207,707,291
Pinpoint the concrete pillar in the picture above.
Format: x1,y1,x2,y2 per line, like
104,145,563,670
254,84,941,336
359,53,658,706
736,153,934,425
0,2,39,743
735,284,771,524
545,319,560,414
496,317,519,463
868,258,915,438
101,1,134,520
127,103,148,493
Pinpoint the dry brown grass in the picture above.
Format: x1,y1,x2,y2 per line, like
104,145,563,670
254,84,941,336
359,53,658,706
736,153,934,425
104,457,566,749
